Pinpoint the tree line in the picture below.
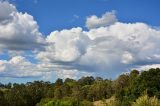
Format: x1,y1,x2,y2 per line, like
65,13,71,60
0,68,160,106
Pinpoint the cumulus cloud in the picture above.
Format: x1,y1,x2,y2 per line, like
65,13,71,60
1,5,160,81
82,22,160,73
0,1,45,51
37,22,160,78
0,55,93,80
56,69,94,79
136,64,160,71
37,27,90,62
0,1,16,24
86,10,117,29
0,56,52,79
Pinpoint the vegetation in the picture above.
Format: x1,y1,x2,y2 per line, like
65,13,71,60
132,94,160,106
0,68,160,106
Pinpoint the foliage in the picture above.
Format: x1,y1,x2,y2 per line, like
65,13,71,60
132,94,160,106
36,98,53,106
0,68,160,106
80,100,93,106
36,98,93,106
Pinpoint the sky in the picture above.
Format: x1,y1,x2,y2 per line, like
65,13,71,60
0,0,160,83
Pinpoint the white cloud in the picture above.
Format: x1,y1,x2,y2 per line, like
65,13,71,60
38,27,90,62
86,10,117,29
36,21,160,79
0,56,52,78
0,1,45,51
1,6,160,81
0,56,55,80
56,69,94,79
0,1,16,24
0,55,93,80
135,64,160,71
121,51,134,64
81,22,160,72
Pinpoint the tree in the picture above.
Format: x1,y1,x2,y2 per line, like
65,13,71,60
88,80,112,101
128,68,160,100
78,76,95,86
55,78,63,88
114,74,130,90
0,90,7,106
54,88,62,99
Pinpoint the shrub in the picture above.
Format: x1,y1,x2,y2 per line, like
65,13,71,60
132,94,160,106
80,100,93,106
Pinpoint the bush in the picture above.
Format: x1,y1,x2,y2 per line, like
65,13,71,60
105,96,121,106
132,94,160,106
80,100,93,106
36,98,53,106
36,97,93,106
45,101,54,106
150,96,160,106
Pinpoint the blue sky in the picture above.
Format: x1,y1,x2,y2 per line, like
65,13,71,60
11,0,160,34
0,0,160,83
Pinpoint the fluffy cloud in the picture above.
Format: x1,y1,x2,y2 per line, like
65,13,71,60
37,27,90,62
0,55,93,80
81,22,160,73
1,3,160,81
36,22,160,78
0,1,45,51
86,23,159,63
0,1,16,24
56,69,93,79
0,56,52,79
136,64,160,71
0,56,42,77
86,11,117,29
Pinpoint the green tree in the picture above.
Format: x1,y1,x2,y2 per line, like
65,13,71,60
78,76,95,86
0,90,7,106
55,78,63,88
54,88,62,99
